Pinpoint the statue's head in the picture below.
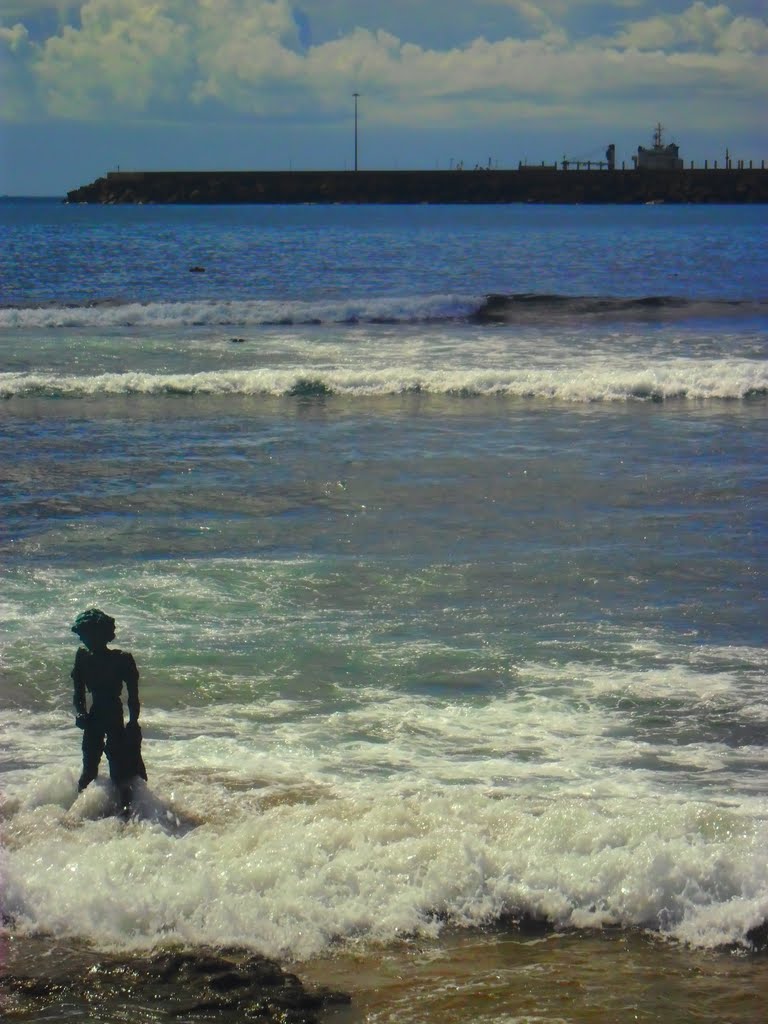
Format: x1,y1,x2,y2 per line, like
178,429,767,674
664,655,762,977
71,608,116,646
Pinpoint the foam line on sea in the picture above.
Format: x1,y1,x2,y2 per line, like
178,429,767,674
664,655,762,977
2,293,766,330
3,553,768,957
3,735,768,958
0,294,476,329
2,360,766,401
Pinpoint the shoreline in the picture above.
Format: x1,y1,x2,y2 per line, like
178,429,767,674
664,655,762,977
300,926,768,1024
4,923,768,1024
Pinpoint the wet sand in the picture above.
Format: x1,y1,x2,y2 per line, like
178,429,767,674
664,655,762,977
300,928,768,1024
3,926,768,1022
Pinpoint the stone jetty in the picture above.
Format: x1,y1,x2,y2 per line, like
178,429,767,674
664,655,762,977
66,167,768,205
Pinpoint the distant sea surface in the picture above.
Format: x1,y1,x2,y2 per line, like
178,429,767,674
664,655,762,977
1,199,767,1022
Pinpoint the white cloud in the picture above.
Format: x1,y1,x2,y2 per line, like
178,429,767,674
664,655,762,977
0,20,28,50
1,0,766,127
613,2,768,52
190,0,302,108
21,0,308,116
485,0,560,34
1,21,37,117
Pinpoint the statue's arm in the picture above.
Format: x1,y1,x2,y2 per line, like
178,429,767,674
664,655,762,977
72,650,87,719
124,653,140,722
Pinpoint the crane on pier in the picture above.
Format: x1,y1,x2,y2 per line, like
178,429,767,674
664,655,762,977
561,144,615,171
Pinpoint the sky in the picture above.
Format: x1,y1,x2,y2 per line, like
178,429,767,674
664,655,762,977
1,0,767,195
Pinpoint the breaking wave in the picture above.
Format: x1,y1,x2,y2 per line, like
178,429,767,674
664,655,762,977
1,293,765,329
2,362,766,402
472,293,768,323
0,295,475,329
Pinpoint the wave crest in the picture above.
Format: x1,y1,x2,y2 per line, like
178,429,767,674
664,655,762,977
1,292,765,329
473,293,766,323
0,295,474,329
3,364,766,402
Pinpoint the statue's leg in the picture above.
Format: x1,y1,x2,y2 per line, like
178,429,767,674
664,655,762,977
104,714,126,786
78,719,105,791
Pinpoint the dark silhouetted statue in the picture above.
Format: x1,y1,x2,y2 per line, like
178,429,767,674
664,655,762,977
71,608,147,811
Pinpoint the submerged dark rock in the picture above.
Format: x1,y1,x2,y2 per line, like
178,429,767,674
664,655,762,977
1,944,351,1023
288,378,333,397
746,921,768,953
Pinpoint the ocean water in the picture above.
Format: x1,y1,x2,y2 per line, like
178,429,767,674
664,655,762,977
1,199,767,1022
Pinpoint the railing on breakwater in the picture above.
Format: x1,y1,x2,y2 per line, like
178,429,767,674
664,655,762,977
66,165,768,205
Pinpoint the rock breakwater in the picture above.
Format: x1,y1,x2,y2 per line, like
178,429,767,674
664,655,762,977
66,168,768,205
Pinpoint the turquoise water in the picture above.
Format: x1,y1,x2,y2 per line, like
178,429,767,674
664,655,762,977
1,200,767,1020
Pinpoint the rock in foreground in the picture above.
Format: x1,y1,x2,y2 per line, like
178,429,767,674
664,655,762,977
2,944,351,1023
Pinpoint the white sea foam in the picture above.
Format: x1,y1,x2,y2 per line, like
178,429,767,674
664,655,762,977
4,768,767,958
3,673,768,957
1,359,766,401
2,293,764,330
0,295,476,330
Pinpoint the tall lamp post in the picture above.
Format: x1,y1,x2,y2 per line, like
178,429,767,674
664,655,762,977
353,92,360,171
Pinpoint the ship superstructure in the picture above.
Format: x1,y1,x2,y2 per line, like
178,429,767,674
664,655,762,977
634,123,683,171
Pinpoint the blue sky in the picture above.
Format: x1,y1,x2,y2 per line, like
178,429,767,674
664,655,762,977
1,0,766,195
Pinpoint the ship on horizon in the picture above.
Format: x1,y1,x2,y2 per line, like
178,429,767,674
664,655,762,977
633,123,684,171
